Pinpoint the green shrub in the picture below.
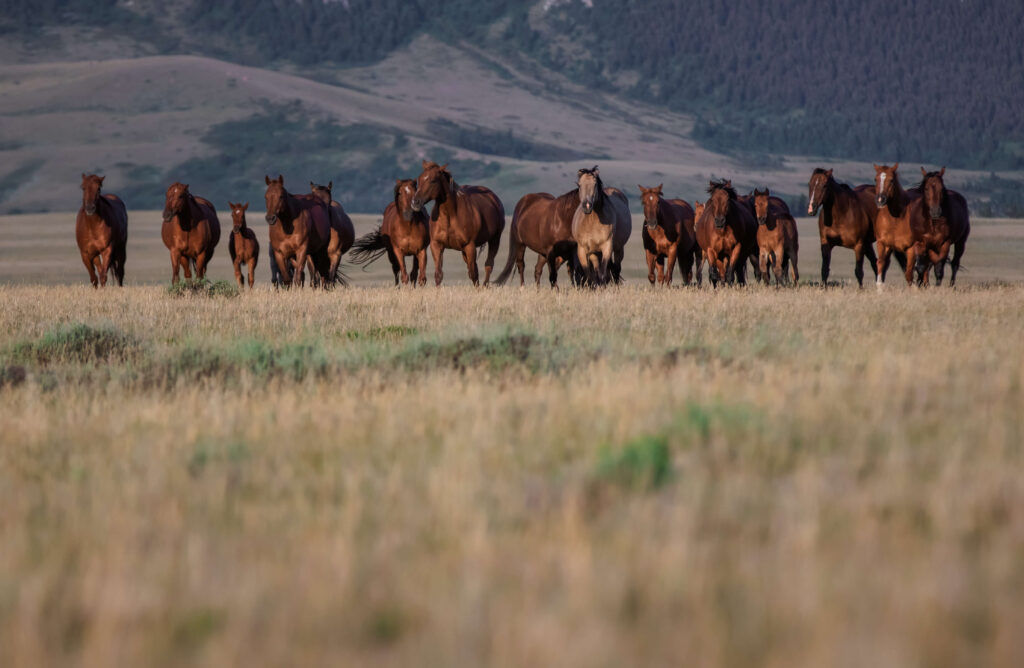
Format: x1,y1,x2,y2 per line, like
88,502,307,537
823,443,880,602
595,435,671,491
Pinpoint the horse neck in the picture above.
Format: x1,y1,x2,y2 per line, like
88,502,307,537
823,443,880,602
278,191,299,226
437,178,458,217
234,218,248,234
654,197,670,226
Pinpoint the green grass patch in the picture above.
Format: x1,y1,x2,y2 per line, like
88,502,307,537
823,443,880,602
166,279,239,298
10,323,139,365
594,435,672,491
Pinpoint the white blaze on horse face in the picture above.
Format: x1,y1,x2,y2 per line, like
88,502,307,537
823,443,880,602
878,172,886,195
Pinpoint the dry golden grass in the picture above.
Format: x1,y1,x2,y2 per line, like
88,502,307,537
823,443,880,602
1,283,1024,667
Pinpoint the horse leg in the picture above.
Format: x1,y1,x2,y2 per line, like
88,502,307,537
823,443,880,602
645,249,658,285
820,243,833,287
195,251,209,280
234,258,244,289
933,241,951,286
483,237,500,287
274,251,293,287
576,245,591,287
694,249,704,287
727,244,744,285
759,250,770,286
773,249,785,286
949,239,966,287
247,260,255,289
514,244,526,287
664,247,678,287
904,245,918,286
548,254,562,289
678,247,694,285
431,241,445,286
462,243,480,286
852,242,867,288
533,253,546,286
415,248,428,287
81,251,99,288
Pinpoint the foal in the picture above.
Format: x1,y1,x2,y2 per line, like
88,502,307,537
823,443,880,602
228,202,259,289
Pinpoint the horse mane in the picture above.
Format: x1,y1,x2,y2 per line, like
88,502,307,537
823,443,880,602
706,179,737,200
914,170,945,192
555,187,581,222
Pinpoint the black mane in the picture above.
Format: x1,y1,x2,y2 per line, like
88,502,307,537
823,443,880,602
706,179,737,200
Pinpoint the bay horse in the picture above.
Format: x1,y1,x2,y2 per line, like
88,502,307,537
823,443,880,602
494,186,579,288
75,173,127,287
638,184,698,286
227,202,259,289
571,167,631,286
309,181,355,286
410,161,505,286
911,167,970,286
264,175,332,288
752,188,799,285
350,179,430,286
694,179,757,286
807,168,878,287
161,182,220,283
872,163,924,287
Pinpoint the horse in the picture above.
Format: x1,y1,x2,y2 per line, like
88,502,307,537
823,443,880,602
309,181,355,286
227,202,259,289
75,173,127,287
638,184,698,286
410,161,505,286
807,168,878,287
910,167,970,286
263,175,332,288
752,188,799,285
161,182,220,284
694,179,758,286
350,179,431,286
493,186,579,288
571,167,631,286
872,163,925,287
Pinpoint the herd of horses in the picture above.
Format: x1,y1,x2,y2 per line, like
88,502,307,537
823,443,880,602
75,160,969,290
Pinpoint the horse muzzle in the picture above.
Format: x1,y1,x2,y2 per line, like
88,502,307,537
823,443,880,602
84,206,97,216
582,201,594,215
757,216,767,226
930,207,942,219
402,208,414,222
410,198,424,212
875,196,888,208
714,216,726,229
645,218,657,230
161,210,174,223
265,214,278,225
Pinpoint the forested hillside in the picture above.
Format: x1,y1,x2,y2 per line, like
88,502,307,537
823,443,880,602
3,0,1023,170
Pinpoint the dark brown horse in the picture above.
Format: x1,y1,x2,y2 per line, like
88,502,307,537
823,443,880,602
638,184,698,286
350,179,431,286
872,163,924,287
75,173,127,287
227,202,259,289
694,180,758,286
752,188,799,285
494,187,579,288
911,167,970,286
161,182,220,283
309,181,355,286
264,175,332,288
410,161,505,286
807,168,878,287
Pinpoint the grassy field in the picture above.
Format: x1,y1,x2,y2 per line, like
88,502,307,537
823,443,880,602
1,275,1023,666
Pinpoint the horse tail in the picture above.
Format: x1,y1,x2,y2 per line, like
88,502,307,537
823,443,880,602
349,226,389,269
333,260,349,287
493,212,522,286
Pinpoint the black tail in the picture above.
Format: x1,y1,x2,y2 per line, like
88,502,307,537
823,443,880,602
493,218,521,286
333,260,350,287
349,226,389,269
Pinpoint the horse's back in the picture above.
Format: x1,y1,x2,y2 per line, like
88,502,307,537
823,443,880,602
194,196,220,249
460,185,505,241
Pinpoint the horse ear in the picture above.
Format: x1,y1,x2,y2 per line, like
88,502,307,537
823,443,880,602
657,184,663,193
592,165,599,175
724,180,731,187
327,181,332,191
921,166,928,176
265,175,272,185
892,163,899,172
873,164,881,172
825,169,833,177
242,202,249,211
227,201,233,209
183,184,189,191
440,163,449,172
310,181,315,191
278,174,283,184
81,172,87,180
939,167,945,177
98,176,105,185
422,159,430,169
637,185,644,192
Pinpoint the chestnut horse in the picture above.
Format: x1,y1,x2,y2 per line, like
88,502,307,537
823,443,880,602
638,184,698,286
494,186,579,288
227,202,259,289
309,181,355,286
911,167,970,286
410,161,505,286
350,179,431,286
76,173,127,287
572,167,631,286
264,175,332,288
873,163,924,287
752,188,799,285
807,168,878,287
161,182,220,283
694,180,757,286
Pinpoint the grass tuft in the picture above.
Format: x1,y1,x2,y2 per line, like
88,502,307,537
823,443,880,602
166,278,239,298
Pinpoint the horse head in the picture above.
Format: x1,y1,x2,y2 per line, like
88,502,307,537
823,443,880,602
411,161,451,215
577,166,602,215
394,179,417,222
919,166,946,219
707,179,735,229
638,184,663,230
228,201,249,234
753,188,770,226
264,174,287,225
310,181,333,207
163,182,190,223
80,173,104,216
807,168,833,215
873,163,900,209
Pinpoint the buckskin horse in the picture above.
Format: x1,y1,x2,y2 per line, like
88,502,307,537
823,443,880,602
76,173,127,287
872,163,925,287
910,168,970,286
161,182,220,283
350,178,431,286
571,167,631,286
807,168,878,287
638,184,698,286
264,175,332,288
227,202,259,289
752,188,799,285
695,179,757,286
494,185,580,288
410,161,505,286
